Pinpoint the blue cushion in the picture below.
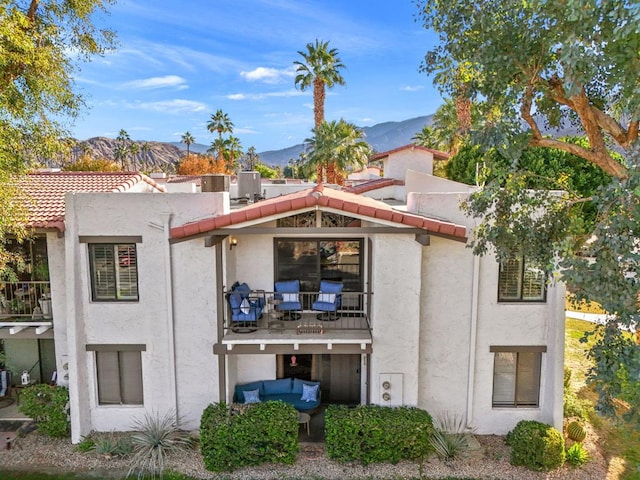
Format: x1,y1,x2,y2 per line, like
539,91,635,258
243,389,261,403
263,378,292,395
319,280,343,294
292,378,320,395
234,381,264,401
301,383,319,402
275,280,299,293
264,393,319,411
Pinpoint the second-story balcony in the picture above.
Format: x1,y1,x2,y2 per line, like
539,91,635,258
216,289,372,355
0,281,53,335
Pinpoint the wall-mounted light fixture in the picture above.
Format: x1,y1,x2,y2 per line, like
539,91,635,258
229,236,238,250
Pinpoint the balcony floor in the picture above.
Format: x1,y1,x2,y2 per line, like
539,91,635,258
218,311,372,355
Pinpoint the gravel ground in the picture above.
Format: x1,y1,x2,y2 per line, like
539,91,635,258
0,424,608,480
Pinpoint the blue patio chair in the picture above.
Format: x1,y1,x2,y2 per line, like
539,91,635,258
227,282,265,332
274,280,302,320
312,280,343,321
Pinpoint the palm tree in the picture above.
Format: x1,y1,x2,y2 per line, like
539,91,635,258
244,146,260,171
207,110,234,164
181,131,195,157
294,39,346,183
129,142,140,171
412,125,448,151
140,142,151,172
226,135,243,173
305,119,372,185
115,129,131,170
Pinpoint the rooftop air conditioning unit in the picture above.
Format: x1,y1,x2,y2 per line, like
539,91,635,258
238,171,261,201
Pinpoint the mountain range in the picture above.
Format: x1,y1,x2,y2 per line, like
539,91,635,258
77,116,434,172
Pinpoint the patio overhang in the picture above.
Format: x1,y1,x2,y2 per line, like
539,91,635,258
0,322,54,339
214,341,372,355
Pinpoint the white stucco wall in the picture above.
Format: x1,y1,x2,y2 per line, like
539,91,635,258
64,192,226,441
383,149,434,181
409,192,565,434
369,234,423,407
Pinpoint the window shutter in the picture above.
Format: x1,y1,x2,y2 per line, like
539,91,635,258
115,245,138,299
91,245,116,300
498,257,522,300
522,264,545,301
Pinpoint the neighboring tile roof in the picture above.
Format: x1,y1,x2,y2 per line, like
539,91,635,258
170,183,467,241
343,178,404,195
370,144,450,161
19,172,166,232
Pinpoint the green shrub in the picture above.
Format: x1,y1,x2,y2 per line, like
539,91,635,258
325,404,434,465
127,411,192,480
564,392,591,419
200,401,298,472
75,435,96,453
18,384,70,438
565,442,590,466
506,420,565,471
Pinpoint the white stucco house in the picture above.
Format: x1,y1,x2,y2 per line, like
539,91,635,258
1,157,565,444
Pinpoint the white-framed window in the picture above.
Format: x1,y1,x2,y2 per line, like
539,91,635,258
89,244,139,301
87,344,145,405
498,256,546,302
491,346,545,408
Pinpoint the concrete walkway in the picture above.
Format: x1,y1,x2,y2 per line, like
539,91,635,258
566,310,637,333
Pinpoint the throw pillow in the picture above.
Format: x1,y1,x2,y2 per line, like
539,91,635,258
317,293,336,303
243,389,261,403
240,298,251,314
301,383,319,402
282,293,299,303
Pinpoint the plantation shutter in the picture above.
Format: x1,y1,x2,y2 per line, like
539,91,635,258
498,257,522,300
115,245,138,299
521,264,545,301
90,245,116,300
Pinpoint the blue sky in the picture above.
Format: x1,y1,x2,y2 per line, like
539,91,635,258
73,0,444,152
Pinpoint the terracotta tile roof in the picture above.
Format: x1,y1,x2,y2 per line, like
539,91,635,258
170,183,467,241
19,172,166,232
370,144,450,161
344,178,404,194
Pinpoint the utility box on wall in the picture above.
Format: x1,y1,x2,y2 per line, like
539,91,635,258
379,373,403,407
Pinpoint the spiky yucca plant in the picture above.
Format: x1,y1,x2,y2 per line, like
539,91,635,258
127,411,191,480
429,411,475,461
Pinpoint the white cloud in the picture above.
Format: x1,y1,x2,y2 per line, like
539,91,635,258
122,75,188,90
132,99,208,113
401,85,425,92
240,66,295,84
226,89,306,101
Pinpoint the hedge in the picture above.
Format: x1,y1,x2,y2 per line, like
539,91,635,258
200,401,299,472
325,404,434,465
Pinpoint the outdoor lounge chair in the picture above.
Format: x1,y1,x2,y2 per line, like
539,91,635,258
274,280,302,320
312,280,343,321
227,282,265,332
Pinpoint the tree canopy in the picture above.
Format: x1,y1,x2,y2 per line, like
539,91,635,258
304,119,372,185
418,0,640,421
0,0,115,276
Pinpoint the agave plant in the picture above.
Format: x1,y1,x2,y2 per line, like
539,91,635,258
127,411,191,480
429,411,476,461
